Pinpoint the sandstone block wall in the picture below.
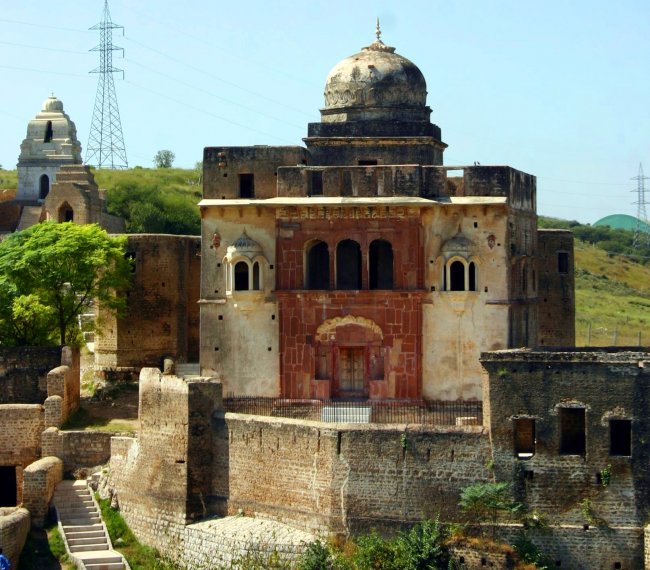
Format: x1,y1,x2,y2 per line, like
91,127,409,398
0,507,30,569
0,404,44,503
41,428,112,473
214,413,492,536
22,456,62,528
108,370,221,548
0,346,62,404
496,524,643,570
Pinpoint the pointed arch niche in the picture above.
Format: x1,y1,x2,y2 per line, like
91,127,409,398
313,315,386,399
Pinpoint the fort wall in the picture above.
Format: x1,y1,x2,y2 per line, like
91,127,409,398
215,413,492,536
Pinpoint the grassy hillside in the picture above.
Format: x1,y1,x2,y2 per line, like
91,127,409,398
93,167,201,235
574,240,650,346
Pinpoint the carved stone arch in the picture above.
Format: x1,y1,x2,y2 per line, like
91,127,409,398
316,315,383,340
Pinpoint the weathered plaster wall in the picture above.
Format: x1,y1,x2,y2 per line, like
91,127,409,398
95,235,201,380
422,205,511,400
200,208,278,395
203,146,310,200
0,507,30,569
22,456,63,528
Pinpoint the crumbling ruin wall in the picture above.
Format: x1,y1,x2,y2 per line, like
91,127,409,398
95,235,201,382
108,370,221,548
482,348,650,568
0,346,63,404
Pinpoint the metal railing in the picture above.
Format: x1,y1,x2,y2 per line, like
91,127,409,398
223,395,482,426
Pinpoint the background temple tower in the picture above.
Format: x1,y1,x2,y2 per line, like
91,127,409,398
15,95,82,203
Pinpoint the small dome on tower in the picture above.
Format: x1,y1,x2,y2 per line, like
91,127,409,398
42,95,64,113
322,21,428,122
226,230,264,260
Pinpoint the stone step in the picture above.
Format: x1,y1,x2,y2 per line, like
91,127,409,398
66,529,105,538
70,542,109,553
62,516,102,525
78,551,124,565
68,536,109,546
83,561,125,570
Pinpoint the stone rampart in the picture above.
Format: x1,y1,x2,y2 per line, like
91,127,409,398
41,428,112,473
0,507,30,569
215,413,492,536
22,456,63,527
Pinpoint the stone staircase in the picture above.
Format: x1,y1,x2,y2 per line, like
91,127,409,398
176,362,200,377
53,480,127,570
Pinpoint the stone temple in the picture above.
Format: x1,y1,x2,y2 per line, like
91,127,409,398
199,27,575,401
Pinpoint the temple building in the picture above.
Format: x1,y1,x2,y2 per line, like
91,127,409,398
198,26,575,400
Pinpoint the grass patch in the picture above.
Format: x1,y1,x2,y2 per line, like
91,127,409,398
61,407,137,435
97,496,174,570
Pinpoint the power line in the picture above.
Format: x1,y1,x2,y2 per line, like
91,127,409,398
86,0,128,169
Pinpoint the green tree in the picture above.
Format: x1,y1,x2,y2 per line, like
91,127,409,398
459,482,523,537
0,222,131,346
153,149,175,168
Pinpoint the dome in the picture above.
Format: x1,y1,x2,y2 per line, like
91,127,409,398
322,23,428,121
225,230,264,260
42,95,64,113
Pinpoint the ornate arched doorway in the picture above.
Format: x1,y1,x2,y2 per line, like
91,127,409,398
315,316,385,399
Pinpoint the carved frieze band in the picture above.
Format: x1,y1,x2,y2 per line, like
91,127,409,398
276,206,419,220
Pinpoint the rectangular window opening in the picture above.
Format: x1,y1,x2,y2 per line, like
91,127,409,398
239,173,255,198
560,408,586,455
310,170,323,196
358,159,378,166
610,419,632,456
514,418,535,459
558,251,569,274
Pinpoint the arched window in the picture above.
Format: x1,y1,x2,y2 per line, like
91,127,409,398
44,121,53,143
449,260,465,291
252,261,260,290
468,261,476,291
369,239,393,289
58,202,73,223
39,174,50,200
336,239,361,290
234,261,249,291
306,240,330,290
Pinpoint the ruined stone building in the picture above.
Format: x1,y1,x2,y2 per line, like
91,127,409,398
199,30,575,400
0,95,124,234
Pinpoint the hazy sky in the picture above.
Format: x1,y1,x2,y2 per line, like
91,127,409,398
1,0,649,223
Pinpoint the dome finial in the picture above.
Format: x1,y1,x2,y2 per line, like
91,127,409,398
376,17,381,41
